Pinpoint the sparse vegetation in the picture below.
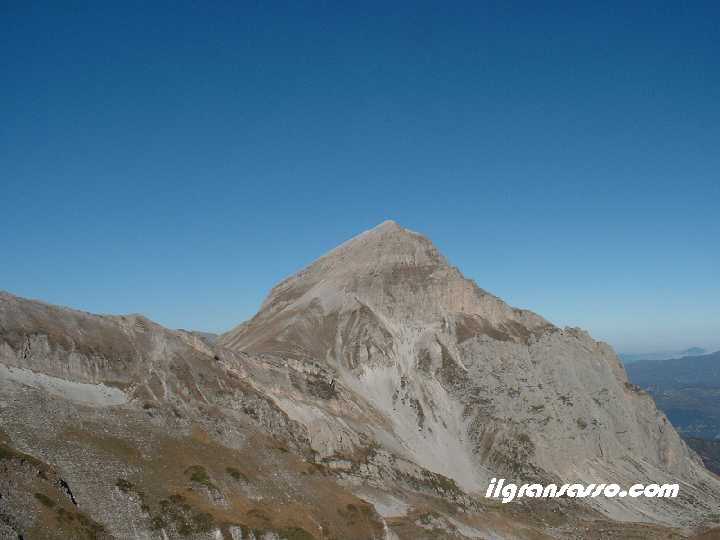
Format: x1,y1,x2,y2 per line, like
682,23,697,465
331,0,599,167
336,502,377,531
396,467,464,503
226,466,248,481
35,492,56,508
150,493,217,536
277,526,315,540
55,506,107,539
0,441,45,468
418,511,435,525
184,465,216,490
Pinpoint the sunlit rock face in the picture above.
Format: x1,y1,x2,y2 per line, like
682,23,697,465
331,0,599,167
220,221,720,524
1,222,719,539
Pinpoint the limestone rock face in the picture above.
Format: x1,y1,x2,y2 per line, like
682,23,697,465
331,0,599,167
220,221,720,524
1,222,720,539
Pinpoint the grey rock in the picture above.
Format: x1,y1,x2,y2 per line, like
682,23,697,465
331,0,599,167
1,221,719,539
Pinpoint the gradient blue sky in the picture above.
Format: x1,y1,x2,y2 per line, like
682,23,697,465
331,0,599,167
2,2,718,353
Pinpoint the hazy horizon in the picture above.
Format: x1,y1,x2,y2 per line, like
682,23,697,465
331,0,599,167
2,3,718,352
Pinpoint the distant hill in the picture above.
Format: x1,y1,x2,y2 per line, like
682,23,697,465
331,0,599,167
620,347,706,364
626,350,720,387
685,437,720,476
626,351,720,439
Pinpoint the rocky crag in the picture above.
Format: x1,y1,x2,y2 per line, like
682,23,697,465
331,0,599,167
1,221,719,539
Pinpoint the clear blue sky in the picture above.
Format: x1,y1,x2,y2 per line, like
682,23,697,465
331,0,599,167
2,2,718,353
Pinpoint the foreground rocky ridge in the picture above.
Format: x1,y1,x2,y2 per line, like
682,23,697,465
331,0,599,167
1,221,719,539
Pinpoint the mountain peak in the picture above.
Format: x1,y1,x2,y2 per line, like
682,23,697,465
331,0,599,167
318,220,446,272
370,219,401,231
215,223,720,528
245,221,449,316
225,221,552,354
336,219,417,247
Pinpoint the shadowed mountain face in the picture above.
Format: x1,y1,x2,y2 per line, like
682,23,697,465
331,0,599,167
2,221,720,539
626,351,720,440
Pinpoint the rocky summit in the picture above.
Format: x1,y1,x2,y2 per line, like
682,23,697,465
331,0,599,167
1,221,719,539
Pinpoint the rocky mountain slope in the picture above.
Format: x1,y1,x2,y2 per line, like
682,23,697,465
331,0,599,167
2,221,720,539
221,221,720,525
